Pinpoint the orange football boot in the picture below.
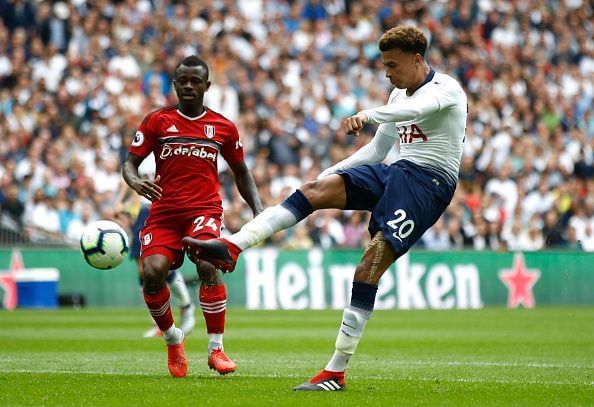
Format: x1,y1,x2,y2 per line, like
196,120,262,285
208,348,237,375
167,339,188,378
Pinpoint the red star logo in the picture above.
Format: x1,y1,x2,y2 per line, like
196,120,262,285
0,249,24,310
498,252,540,308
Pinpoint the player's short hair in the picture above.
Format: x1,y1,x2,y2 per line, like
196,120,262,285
379,26,428,57
174,55,209,78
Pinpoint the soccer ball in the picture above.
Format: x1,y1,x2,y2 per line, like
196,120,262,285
80,220,129,270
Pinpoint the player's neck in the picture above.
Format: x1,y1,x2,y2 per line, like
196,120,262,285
406,63,431,96
177,104,206,118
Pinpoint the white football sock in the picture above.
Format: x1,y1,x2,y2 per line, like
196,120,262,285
228,205,298,250
167,269,191,308
163,325,183,345
325,307,369,372
208,333,224,354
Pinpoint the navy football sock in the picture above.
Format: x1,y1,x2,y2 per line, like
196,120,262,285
350,281,378,320
281,190,314,222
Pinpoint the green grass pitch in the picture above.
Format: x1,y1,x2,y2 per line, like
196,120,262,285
1,307,592,406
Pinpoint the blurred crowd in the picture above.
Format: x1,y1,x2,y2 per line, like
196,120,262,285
0,0,593,252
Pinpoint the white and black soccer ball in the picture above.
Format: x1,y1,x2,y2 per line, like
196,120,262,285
80,220,129,270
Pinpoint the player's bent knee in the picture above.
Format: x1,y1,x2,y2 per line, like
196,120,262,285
300,175,345,209
299,181,320,203
142,255,170,282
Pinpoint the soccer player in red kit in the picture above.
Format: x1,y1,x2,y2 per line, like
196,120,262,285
122,55,262,378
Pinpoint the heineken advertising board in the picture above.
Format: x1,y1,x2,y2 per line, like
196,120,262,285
0,248,592,308
236,248,592,310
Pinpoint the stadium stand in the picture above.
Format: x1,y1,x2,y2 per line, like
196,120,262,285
0,0,593,251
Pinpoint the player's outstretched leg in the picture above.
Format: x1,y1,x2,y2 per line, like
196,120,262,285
183,190,315,271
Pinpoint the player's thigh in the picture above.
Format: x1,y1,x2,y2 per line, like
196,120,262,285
354,232,397,285
300,174,347,209
140,224,184,270
335,164,387,211
371,168,448,256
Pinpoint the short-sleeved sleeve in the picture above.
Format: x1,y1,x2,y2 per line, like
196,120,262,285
129,112,158,158
220,122,244,165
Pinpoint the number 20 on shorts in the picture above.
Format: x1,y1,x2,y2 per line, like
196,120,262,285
386,209,415,242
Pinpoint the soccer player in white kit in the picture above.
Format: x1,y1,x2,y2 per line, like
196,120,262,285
183,25,468,391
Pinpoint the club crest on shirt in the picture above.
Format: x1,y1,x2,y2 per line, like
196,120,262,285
204,125,215,138
132,131,144,147
142,233,152,246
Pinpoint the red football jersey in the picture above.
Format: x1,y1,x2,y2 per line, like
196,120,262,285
129,106,244,216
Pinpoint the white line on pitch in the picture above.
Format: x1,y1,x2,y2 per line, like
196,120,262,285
1,368,591,386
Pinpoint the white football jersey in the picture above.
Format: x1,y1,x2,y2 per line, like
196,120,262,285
361,70,467,184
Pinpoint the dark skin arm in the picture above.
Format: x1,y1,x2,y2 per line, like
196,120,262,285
122,153,162,202
228,160,263,216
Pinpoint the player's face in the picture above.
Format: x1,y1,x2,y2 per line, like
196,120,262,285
173,65,210,104
381,49,422,89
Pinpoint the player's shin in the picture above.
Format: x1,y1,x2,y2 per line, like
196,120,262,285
325,282,378,372
227,190,313,250
143,286,183,344
199,283,227,353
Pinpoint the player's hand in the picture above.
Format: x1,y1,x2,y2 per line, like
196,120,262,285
344,112,368,136
133,175,162,201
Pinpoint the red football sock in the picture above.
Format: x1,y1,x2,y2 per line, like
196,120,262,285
144,286,174,331
199,284,227,333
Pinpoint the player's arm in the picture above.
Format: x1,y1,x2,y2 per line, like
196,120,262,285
122,153,162,202
345,92,441,135
318,125,396,179
228,160,263,216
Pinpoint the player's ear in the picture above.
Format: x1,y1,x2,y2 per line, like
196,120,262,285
205,81,211,91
